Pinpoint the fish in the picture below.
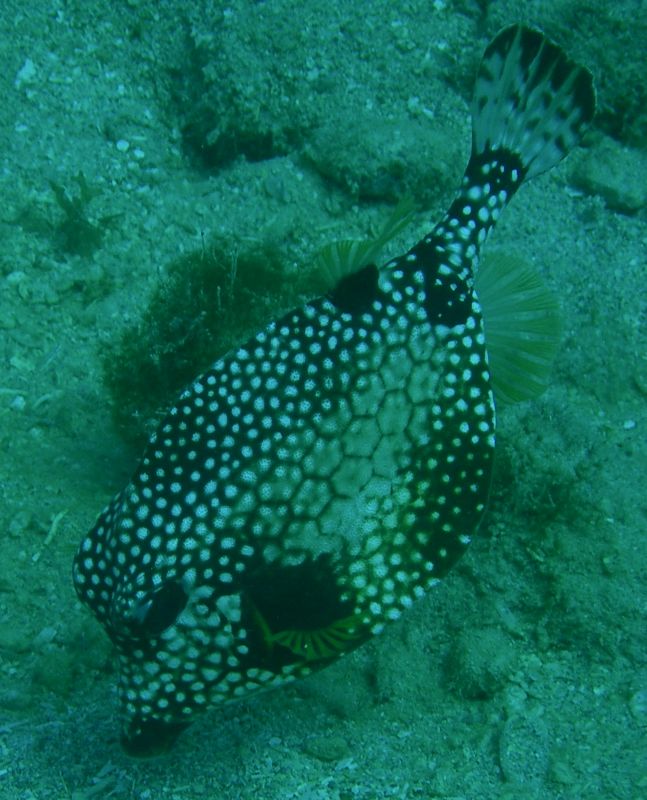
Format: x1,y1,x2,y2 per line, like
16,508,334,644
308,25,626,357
73,24,595,756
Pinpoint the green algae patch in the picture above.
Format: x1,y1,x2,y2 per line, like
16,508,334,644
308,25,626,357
102,238,296,447
49,172,120,258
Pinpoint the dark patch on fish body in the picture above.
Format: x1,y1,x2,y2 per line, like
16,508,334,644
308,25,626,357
327,262,380,314
132,580,189,637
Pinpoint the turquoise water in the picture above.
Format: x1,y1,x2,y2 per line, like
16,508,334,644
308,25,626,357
0,1,645,798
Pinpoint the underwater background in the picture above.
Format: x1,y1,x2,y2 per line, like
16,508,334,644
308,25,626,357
0,0,645,798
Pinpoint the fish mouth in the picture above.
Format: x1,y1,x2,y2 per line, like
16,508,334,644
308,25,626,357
121,718,190,758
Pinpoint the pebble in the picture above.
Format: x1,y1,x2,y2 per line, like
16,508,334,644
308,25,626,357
447,626,518,699
303,734,350,762
8,510,34,538
571,137,647,213
629,688,647,722
33,625,58,648
15,58,36,88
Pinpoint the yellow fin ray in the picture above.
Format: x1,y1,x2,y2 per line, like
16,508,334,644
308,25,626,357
269,614,363,662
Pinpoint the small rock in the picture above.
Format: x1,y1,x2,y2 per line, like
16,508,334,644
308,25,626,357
307,111,461,203
629,688,647,723
570,137,647,213
303,734,350,762
446,626,518,699
8,510,34,537
33,625,58,648
15,58,37,88
10,395,26,412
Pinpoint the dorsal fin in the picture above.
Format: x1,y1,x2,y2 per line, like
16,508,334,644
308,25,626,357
315,197,416,289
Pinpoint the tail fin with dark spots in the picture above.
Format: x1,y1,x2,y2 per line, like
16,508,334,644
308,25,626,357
472,25,595,179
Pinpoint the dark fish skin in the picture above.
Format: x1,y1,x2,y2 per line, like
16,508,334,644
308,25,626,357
73,25,595,756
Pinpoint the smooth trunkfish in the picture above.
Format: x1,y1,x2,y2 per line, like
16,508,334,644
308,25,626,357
73,25,595,756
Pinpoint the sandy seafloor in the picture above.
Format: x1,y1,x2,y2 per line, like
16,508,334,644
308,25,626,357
0,1,645,798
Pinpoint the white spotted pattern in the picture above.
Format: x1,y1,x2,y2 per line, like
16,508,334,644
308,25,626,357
72,23,594,755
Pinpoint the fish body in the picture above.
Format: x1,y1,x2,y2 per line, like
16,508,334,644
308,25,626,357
73,26,594,755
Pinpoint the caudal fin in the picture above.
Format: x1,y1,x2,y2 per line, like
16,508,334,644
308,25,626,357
471,25,595,179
